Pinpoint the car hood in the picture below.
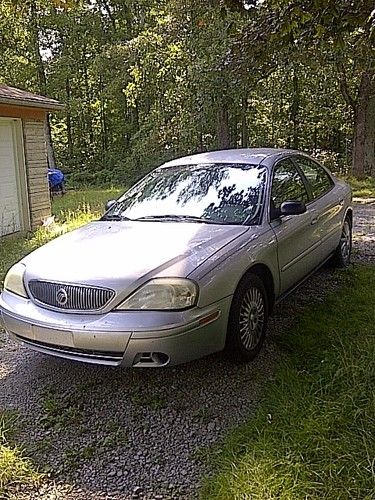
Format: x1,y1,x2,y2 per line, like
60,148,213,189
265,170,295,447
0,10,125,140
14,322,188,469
23,221,248,293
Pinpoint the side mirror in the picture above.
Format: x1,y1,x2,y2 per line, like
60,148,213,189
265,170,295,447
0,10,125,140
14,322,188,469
105,199,116,211
280,200,306,216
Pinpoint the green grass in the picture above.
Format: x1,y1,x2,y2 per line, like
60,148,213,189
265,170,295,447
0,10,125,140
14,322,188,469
0,411,41,495
200,266,375,499
52,187,122,216
342,176,375,198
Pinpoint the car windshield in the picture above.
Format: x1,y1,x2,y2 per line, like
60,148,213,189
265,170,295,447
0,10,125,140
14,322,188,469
103,163,267,225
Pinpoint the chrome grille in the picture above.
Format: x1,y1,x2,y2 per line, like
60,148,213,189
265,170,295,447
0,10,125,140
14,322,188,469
28,280,115,311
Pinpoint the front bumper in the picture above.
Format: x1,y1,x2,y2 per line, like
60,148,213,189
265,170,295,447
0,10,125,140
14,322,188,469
0,291,231,367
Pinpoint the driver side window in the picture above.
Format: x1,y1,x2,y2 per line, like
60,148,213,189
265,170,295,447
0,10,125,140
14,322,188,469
270,159,309,219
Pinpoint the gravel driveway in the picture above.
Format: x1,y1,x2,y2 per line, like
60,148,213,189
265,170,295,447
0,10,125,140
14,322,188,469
1,203,374,500
352,199,375,264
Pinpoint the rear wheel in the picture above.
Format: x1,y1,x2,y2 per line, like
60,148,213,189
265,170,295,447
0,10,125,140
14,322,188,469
226,273,269,362
332,217,352,268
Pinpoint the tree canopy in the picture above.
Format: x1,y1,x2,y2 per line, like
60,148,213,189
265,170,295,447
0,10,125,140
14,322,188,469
0,0,374,184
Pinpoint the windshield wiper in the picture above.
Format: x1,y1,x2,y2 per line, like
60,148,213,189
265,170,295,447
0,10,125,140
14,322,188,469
101,214,131,221
134,215,232,225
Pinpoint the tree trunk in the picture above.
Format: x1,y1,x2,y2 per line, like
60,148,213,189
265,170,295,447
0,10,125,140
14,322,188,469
44,115,57,169
291,65,299,149
352,72,375,179
30,2,56,168
66,78,73,156
364,94,375,178
197,124,204,152
241,96,248,148
99,74,108,157
313,127,318,150
217,104,230,149
83,61,94,146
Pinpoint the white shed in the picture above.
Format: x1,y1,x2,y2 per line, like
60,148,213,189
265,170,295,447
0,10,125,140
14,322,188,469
0,85,64,236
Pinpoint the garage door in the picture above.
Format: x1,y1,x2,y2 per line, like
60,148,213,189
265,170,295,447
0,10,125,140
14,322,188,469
0,120,21,236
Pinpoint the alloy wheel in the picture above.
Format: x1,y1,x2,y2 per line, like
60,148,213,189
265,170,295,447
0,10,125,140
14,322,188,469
239,287,265,350
340,220,351,264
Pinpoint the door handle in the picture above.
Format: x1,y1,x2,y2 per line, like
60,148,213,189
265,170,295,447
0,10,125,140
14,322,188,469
311,217,319,225
339,199,344,206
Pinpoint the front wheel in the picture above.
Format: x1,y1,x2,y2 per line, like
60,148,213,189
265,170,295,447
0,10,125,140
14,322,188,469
226,273,269,362
332,217,352,268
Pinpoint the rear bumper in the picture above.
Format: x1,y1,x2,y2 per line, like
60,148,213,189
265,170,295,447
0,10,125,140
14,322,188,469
0,291,231,367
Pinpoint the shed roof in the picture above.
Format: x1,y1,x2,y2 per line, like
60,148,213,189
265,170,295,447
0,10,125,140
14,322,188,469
0,84,64,111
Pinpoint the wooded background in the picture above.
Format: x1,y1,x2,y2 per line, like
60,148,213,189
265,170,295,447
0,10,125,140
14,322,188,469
1,0,374,186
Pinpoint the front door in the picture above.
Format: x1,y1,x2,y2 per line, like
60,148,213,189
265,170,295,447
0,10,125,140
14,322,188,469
270,158,321,294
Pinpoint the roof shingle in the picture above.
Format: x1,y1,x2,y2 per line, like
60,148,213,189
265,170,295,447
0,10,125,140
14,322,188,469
0,84,64,110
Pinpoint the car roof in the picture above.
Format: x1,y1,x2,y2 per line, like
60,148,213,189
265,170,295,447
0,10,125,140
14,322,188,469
160,148,305,169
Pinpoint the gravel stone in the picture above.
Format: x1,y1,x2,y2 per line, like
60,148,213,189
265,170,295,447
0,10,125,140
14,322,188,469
1,203,373,499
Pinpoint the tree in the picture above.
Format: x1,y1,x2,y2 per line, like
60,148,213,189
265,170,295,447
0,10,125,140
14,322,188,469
260,0,375,178
0,0,371,184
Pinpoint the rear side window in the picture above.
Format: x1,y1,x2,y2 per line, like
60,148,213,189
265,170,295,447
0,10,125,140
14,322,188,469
294,157,333,199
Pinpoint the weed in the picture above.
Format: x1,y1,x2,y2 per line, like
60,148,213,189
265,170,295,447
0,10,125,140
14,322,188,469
99,428,128,449
39,390,84,430
0,410,42,495
192,405,216,424
62,444,95,468
131,393,167,410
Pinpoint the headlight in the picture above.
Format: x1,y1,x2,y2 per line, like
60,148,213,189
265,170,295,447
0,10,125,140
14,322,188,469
116,278,198,310
3,262,28,298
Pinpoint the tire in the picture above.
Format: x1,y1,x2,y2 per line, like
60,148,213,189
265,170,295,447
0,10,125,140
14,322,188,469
332,217,352,268
226,273,269,362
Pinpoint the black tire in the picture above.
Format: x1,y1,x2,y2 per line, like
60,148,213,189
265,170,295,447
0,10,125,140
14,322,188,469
226,273,269,362
332,217,352,268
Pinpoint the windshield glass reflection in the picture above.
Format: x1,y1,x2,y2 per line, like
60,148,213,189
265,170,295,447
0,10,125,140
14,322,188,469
104,163,267,225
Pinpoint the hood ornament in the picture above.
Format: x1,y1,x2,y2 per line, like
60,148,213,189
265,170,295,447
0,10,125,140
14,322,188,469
56,288,68,306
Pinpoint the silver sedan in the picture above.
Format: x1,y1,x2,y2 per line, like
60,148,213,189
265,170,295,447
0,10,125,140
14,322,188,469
0,149,352,367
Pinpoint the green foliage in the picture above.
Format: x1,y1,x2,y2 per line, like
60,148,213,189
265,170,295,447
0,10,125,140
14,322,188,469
200,266,375,499
0,410,42,495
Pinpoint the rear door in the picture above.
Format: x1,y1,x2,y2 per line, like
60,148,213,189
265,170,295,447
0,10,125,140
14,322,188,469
292,156,343,258
270,158,321,294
